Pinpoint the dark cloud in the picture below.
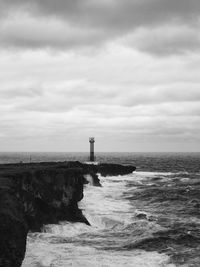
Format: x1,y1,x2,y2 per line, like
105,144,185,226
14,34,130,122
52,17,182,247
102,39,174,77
127,24,200,56
1,0,200,28
0,0,200,54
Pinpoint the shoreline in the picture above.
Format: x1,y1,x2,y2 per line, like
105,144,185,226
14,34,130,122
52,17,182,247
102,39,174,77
0,161,136,267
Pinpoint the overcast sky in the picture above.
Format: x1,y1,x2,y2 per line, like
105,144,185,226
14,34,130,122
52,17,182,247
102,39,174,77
0,0,200,152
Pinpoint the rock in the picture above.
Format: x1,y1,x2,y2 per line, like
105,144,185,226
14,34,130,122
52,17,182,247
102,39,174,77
0,189,28,267
135,213,148,220
0,162,87,266
0,161,136,266
97,163,136,176
83,173,101,187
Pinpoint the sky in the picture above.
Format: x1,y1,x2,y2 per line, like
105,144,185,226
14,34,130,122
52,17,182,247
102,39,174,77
0,0,200,152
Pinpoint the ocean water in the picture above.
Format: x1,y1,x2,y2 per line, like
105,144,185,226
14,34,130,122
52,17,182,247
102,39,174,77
1,152,200,267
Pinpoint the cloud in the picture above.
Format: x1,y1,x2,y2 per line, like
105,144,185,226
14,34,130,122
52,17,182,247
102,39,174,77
0,27,200,152
1,0,200,28
122,83,200,106
1,76,200,114
0,0,200,55
1,98,199,149
0,14,107,51
125,24,200,56
0,81,43,100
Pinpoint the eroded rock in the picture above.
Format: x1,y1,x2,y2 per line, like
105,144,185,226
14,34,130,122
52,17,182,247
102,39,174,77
0,161,135,266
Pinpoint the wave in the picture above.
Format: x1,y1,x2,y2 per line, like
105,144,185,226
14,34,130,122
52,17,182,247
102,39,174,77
22,163,200,267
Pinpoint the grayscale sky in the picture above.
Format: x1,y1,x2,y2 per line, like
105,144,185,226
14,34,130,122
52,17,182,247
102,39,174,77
0,0,200,152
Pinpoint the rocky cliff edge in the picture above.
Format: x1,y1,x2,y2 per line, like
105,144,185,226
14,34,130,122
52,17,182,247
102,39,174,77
0,161,136,267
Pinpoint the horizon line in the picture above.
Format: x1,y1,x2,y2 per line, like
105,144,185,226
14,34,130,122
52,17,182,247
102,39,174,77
0,151,200,153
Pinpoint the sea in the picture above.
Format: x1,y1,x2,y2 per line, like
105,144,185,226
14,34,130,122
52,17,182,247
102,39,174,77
0,152,200,267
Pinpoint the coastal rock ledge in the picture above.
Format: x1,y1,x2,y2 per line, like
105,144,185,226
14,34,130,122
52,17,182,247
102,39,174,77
0,161,135,267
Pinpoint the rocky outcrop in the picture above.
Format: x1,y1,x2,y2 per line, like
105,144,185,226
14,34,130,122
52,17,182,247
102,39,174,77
0,161,135,266
0,163,88,267
97,163,136,176
65,161,136,177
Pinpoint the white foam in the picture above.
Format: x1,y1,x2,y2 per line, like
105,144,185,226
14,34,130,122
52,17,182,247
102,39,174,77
80,175,133,229
84,174,94,185
43,221,91,237
84,161,99,165
135,171,173,176
180,178,190,182
22,172,175,267
23,242,175,267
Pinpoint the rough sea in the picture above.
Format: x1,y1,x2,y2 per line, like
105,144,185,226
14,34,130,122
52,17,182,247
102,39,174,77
0,152,200,267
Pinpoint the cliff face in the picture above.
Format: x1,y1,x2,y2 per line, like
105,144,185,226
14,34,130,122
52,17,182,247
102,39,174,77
0,187,27,267
0,161,135,267
15,167,89,230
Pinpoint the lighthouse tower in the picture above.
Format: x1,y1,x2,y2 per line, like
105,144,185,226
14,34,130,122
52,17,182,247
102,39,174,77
89,137,95,162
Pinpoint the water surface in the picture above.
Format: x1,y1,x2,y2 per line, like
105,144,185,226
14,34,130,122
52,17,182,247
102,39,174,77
1,152,199,266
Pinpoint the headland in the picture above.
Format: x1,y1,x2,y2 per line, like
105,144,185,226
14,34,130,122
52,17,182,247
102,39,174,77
0,161,136,267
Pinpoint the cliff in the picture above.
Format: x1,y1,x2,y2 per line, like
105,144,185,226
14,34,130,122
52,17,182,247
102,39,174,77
0,161,136,267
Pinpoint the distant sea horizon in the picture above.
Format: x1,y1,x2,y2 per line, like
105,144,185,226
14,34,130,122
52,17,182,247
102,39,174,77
0,151,200,153
1,151,200,173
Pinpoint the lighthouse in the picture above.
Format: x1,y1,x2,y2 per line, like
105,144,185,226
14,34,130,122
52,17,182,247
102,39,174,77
89,137,95,162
